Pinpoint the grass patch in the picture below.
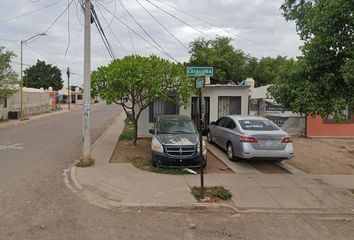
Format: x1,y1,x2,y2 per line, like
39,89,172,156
349,189,354,195
191,186,232,202
119,118,134,140
127,156,190,175
75,158,95,168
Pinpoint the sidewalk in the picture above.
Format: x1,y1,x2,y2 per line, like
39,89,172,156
67,111,354,212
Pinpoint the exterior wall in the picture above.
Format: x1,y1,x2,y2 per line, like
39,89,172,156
189,86,250,122
0,91,50,120
307,116,354,137
137,86,250,137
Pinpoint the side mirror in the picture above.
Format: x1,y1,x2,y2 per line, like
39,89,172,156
149,129,155,134
210,121,216,125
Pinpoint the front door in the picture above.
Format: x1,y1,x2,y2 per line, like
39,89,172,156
191,97,210,131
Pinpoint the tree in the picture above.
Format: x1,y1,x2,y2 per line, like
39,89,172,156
24,60,63,90
189,36,247,84
250,56,294,87
269,0,354,120
0,46,18,97
91,55,192,145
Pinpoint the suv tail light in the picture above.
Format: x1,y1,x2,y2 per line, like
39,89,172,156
240,135,258,143
281,136,292,143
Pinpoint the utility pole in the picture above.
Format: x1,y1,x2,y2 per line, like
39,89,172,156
20,33,46,121
20,40,24,120
82,0,91,163
66,67,71,110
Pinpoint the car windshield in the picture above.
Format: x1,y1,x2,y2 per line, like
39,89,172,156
157,119,197,134
238,119,279,131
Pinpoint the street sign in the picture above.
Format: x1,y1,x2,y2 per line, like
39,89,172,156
187,67,213,77
195,77,205,89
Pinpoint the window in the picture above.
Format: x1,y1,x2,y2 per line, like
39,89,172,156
218,96,241,118
225,118,236,129
149,100,179,122
77,95,83,100
238,119,279,131
0,97,7,108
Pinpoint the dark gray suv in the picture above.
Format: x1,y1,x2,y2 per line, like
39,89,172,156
149,115,207,168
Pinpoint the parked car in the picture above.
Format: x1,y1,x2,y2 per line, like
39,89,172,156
207,116,294,161
149,115,207,168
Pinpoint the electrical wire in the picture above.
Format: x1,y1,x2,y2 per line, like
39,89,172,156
0,0,61,23
64,0,71,56
96,5,129,55
144,0,213,39
155,0,286,55
135,0,188,50
115,0,177,62
97,1,177,61
43,0,74,33
120,2,136,53
91,5,117,59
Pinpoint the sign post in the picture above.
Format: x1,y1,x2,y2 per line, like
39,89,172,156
187,67,213,199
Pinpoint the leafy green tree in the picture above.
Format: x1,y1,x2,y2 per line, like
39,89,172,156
0,46,18,97
269,0,354,120
251,56,294,87
24,60,63,90
91,55,192,145
189,36,247,84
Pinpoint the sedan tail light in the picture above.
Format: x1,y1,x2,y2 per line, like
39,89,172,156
240,135,258,143
281,136,292,143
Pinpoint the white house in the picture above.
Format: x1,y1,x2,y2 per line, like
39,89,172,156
137,82,251,137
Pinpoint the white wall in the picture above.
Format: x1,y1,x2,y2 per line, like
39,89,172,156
137,85,250,137
0,91,50,120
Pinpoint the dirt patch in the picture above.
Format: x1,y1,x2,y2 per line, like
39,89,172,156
110,139,233,174
287,137,354,174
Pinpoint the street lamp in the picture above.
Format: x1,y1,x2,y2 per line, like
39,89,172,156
20,32,47,120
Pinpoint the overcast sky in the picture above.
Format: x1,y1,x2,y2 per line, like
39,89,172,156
0,0,302,87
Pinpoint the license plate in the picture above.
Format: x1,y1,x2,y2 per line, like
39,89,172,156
264,140,273,147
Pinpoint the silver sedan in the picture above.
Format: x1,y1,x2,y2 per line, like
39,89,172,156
207,116,294,161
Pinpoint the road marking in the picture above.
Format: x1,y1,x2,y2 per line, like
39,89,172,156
0,143,23,151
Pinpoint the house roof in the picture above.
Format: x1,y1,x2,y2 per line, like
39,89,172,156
249,84,272,99
205,84,250,88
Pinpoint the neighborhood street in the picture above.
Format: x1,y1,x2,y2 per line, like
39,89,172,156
0,104,353,240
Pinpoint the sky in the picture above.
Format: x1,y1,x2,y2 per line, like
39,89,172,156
0,0,303,87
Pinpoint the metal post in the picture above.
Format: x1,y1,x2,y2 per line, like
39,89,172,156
199,87,204,199
20,40,24,121
67,67,71,111
82,0,91,163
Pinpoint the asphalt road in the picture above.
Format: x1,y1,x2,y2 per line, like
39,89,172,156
0,104,353,240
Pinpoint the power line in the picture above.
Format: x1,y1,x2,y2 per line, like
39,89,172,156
135,0,188,50
64,0,71,56
0,38,18,42
115,0,177,62
145,0,213,39
91,5,117,59
43,0,74,33
0,0,61,23
96,5,129,55
155,0,286,55
97,1,177,61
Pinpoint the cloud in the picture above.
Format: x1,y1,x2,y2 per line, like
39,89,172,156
0,0,302,86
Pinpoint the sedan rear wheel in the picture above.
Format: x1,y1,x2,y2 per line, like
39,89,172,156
227,143,235,161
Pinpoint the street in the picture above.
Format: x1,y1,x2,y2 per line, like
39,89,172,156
0,104,353,240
